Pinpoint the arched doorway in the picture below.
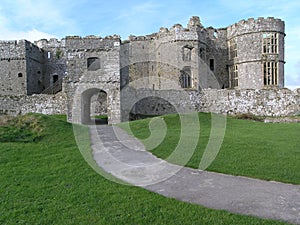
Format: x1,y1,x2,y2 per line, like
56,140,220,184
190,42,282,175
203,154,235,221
81,88,108,125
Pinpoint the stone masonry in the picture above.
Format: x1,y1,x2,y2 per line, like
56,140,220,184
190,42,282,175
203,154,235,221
0,16,298,124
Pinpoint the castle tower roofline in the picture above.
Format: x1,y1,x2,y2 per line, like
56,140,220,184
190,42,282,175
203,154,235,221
227,17,285,39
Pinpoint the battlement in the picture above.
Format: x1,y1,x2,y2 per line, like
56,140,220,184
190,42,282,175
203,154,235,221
227,17,285,38
64,35,121,50
126,17,205,44
35,38,63,49
0,40,28,59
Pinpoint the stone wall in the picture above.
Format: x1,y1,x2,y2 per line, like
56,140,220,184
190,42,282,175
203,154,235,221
0,92,67,115
196,88,300,117
25,41,47,95
0,40,27,95
126,88,300,118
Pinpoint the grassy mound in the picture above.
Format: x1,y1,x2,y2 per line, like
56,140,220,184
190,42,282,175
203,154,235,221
0,114,44,142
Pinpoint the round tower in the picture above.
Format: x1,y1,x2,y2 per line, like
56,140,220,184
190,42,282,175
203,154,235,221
227,17,285,89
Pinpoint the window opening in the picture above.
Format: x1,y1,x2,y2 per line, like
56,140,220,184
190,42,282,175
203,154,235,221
263,61,278,86
229,65,238,88
209,59,214,71
87,57,101,71
182,46,193,61
53,75,59,83
262,33,278,54
228,38,237,59
180,67,192,88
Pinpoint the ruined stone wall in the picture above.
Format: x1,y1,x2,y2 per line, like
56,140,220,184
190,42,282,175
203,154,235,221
205,27,229,89
0,92,67,115
25,41,47,95
126,88,300,118
123,16,230,91
227,17,285,89
196,88,299,117
35,38,67,92
0,40,27,95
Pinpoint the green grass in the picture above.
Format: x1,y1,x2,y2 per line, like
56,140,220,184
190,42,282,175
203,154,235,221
119,113,300,184
0,114,290,224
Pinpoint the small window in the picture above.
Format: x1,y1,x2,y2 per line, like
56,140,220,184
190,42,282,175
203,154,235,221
87,57,101,71
183,46,193,61
53,75,59,83
229,65,238,88
47,52,51,59
199,47,206,60
18,73,23,78
214,31,218,38
180,67,192,88
37,71,41,74
209,59,214,71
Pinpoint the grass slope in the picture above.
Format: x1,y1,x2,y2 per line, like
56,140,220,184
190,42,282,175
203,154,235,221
120,113,300,184
0,114,290,224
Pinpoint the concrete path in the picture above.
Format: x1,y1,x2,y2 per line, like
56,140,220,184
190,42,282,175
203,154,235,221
90,125,300,224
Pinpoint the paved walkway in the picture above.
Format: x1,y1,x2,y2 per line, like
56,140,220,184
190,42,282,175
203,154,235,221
89,125,300,224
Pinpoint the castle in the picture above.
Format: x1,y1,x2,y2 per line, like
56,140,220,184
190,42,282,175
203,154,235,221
1,16,299,124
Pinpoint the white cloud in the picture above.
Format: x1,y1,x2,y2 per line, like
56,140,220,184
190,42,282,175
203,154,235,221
0,0,78,40
0,29,57,42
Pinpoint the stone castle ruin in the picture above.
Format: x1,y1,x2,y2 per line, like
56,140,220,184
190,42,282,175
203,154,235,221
0,16,299,124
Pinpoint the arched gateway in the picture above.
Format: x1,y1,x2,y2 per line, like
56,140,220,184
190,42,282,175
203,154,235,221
63,36,122,125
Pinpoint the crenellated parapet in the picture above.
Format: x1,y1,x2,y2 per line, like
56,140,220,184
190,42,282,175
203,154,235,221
227,17,285,39
64,35,121,51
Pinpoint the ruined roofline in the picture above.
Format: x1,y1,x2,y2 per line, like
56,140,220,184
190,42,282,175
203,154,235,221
35,34,121,42
0,39,29,45
1,16,285,45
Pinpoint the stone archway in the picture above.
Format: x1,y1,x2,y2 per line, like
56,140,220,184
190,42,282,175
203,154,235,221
70,84,121,125
81,88,108,124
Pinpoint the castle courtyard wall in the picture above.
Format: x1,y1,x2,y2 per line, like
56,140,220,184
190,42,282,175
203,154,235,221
129,88,300,118
0,92,67,116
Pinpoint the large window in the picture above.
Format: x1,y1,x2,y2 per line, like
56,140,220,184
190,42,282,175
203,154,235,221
180,67,192,88
262,33,278,54
229,65,238,88
263,61,278,86
228,38,237,59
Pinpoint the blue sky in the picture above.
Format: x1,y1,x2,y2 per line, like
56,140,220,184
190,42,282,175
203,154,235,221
0,0,299,89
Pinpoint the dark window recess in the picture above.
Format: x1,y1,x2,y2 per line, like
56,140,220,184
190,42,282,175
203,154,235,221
209,59,214,71
87,57,101,71
18,73,23,77
37,71,41,74
53,75,59,83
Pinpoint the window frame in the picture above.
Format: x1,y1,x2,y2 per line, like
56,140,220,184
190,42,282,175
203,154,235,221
262,33,278,54
228,38,237,59
180,67,192,89
229,65,238,88
263,61,278,86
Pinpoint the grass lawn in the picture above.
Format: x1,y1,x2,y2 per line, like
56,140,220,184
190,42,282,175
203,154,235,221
0,114,290,224
119,113,300,184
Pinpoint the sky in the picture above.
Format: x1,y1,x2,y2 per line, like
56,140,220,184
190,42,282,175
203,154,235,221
0,0,299,89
